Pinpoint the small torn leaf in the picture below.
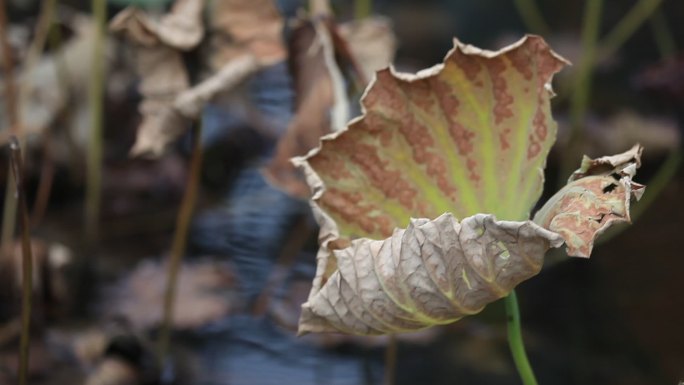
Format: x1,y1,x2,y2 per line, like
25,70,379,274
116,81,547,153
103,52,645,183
533,145,645,257
300,213,563,334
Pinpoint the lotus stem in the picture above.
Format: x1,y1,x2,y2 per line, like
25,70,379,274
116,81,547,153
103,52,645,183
505,290,538,385
158,121,204,364
9,137,34,385
512,0,551,35
560,0,603,185
86,0,106,243
384,334,397,385
599,0,665,60
0,0,19,257
649,9,676,58
355,0,372,20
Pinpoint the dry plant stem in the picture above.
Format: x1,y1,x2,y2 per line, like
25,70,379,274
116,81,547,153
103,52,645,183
21,0,56,89
9,137,34,385
0,0,18,127
598,0,665,60
158,122,203,364
649,9,676,61
33,2,67,226
505,291,538,385
0,0,19,256
513,0,551,35
384,334,397,385
560,0,603,185
30,136,55,226
86,0,106,244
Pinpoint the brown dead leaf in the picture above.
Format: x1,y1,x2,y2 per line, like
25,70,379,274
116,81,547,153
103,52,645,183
533,145,645,257
110,1,201,157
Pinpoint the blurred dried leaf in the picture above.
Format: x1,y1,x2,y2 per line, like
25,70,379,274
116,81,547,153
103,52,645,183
299,213,563,334
105,260,238,330
0,15,109,149
174,53,259,117
533,145,645,257
108,0,204,50
110,0,199,157
338,17,397,82
206,0,285,70
263,15,398,198
127,46,190,157
262,20,334,197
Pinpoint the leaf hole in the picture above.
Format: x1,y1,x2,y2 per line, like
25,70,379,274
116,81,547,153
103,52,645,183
602,183,618,194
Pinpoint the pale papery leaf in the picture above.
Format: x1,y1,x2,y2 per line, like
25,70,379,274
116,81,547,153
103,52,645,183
299,213,563,334
533,145,645,258
110,1,198,157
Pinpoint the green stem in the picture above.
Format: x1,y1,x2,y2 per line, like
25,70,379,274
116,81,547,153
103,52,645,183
86,0,106,244
158,121,203,365
599,0,665,60
649,9,676,58
355,0,372,20
9,137,33,385
505,291,538,385
559,0,603,184
512,0,551,35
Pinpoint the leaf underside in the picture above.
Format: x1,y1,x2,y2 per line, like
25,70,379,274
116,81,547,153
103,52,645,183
300,213,563,335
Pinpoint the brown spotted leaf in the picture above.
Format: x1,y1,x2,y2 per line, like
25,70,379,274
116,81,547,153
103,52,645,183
533,145,645,257
300,213,563,334
296,36,571,335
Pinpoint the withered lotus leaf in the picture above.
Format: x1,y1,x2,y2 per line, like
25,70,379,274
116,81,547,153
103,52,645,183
295,35,644,335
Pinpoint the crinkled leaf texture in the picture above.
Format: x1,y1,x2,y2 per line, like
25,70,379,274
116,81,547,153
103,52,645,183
300,213,563,334
533,145,645,258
